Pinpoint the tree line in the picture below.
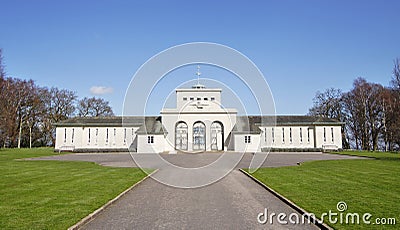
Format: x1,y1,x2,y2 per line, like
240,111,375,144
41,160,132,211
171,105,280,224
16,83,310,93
309,59,400,151
0,49,114,148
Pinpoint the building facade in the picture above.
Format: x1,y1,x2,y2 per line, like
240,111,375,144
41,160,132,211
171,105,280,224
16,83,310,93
55,84,343,153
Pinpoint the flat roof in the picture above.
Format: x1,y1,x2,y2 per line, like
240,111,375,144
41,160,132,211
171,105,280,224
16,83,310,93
55,115,343,127
175,88,222,92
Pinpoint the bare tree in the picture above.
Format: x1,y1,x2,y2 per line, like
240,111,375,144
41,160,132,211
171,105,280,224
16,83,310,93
308,88,349,148
24,86,46,148
386,58,400,150
16,79,37,148
391,58,400,91
0,78,18,147
0,49,5,79
342,78,387,151
380,87,399,151
309,88,344,118
47,87,77,121
41,87,77,145
77,97,114,117
0,77,38,147
0,49,5,147
367,83,385,151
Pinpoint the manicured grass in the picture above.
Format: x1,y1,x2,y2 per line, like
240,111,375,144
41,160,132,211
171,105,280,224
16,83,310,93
0,148,148,229
249,152,400,229
335,150,400,160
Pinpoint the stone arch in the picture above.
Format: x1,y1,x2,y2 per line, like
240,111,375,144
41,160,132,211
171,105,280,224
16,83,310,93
193,121,206,151
210,121,224,151
175,121,188,150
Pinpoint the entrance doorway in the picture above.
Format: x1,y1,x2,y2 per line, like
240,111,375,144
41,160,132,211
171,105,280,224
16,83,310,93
193,121,206,151
175,121,188,150
211,121,224,151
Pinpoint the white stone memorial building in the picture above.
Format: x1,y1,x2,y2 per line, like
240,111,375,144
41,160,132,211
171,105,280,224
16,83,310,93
55,82,343,153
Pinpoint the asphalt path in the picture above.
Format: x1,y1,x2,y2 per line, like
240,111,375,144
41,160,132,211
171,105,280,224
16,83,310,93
30,152,363,229
80,170,319,230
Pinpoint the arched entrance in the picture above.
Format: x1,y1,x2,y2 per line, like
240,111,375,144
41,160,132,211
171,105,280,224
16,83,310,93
193,121,206,151
175,121,188,150
211,121,224,151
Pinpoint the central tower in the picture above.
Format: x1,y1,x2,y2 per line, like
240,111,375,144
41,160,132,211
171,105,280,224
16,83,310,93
160,68,237,152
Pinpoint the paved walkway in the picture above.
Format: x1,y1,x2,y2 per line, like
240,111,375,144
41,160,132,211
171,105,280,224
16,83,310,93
31,152,363,229
81,170,318,230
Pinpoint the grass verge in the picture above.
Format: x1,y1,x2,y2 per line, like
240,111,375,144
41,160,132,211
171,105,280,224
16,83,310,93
0,148,148,229
248,151,400,229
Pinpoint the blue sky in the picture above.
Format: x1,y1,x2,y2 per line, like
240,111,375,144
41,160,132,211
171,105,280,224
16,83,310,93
0,0,399,115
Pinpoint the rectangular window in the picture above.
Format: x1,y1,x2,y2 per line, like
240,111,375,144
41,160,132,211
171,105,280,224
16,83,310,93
204,97,208,100
88,128,91,143
106,128,109,143
124,128,127,144
113,128,116,145
282,128,285,143
323,127,326,142
307,128,310,143
331,127,334,143
244,135,251,143
300,128,303,143
95,128,98,144
289,128,292,143
210,97,215,101
132,128,134,142
272,128,275,143
197,97,201,100
264,128,267,142
183,97,187,101
64,128,67,143
190,97,194,101
71,128,74,143
147,135,154,144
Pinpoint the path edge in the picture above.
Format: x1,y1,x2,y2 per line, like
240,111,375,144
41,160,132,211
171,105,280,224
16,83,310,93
68,169,159,230
238,168,332,230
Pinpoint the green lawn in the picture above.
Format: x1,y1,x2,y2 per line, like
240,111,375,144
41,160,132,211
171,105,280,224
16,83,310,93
249,151,400,229
335,150,400,160
0,148,148,229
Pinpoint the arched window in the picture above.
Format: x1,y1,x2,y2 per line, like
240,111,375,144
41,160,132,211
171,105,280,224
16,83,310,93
175,121,188,150
210,121,224,151
193,121,206,151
